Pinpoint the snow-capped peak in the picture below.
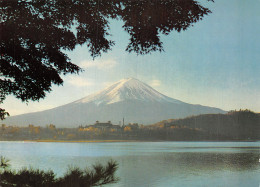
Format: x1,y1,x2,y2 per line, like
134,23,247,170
74,78,183,105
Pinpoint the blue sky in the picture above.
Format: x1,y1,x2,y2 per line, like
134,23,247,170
2,0,260,115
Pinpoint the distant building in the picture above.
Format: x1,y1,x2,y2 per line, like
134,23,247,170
82,121,122,131
94,121,113,128
92,121,122,131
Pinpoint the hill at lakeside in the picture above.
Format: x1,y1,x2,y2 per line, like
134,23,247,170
3,78,225,127
150,110,260,140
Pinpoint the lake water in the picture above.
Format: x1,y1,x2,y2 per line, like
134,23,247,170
0,141,259,187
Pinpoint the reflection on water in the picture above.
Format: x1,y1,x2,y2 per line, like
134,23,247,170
0,142,259,187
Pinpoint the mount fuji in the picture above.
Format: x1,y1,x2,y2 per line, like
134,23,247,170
4,78,225,127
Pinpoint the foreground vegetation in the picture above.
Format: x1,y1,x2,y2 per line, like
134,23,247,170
0,156,118,187
1,110,260,141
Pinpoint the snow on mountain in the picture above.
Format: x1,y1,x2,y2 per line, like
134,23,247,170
74,78,183,105
3,78,226,127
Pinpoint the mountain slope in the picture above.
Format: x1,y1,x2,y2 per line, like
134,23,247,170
3,78,226,127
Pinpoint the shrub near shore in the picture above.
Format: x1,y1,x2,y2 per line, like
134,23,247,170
0,157,118,187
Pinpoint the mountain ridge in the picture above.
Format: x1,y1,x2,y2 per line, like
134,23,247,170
3,78,226,127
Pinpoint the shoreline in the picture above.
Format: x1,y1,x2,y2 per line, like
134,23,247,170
23,139,141,143
0,139,258,143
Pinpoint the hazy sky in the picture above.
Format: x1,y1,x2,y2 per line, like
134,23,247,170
2,0,260,115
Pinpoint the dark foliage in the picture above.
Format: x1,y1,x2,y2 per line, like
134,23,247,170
0,94,9,120
58,160,118,187
1,169,56,187
0,156,10,170
0,160,118,187
0,0,213,119
0,108,9,120
121,0,213,54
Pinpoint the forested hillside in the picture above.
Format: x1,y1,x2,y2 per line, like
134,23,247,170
152,110,260,140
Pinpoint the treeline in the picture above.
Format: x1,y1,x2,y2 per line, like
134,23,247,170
1,110,259,141
0,123,210,141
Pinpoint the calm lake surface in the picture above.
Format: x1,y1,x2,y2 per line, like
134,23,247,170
0,141,259,187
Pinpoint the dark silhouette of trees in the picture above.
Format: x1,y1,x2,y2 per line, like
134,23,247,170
0,158,118,187
0,108,9,120
0,0,213,118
